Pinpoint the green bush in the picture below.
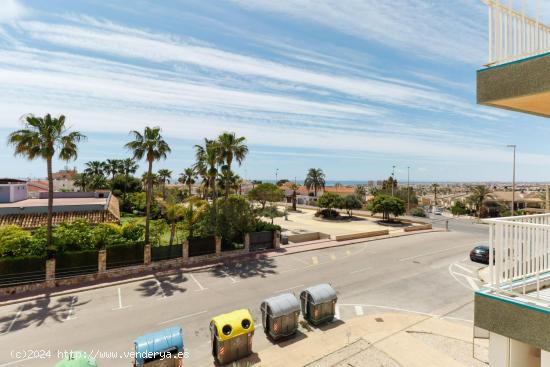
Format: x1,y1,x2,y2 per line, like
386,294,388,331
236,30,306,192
451,201,469,216
410,207,426,217
215,195,256,243
92,223,127,249
317,192,344,212
122,220,145,242
0,226,32,257
254,221,281,232
54,220,95,252
368,195,405,221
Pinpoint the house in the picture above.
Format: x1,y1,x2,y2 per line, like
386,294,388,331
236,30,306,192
52,167,78,180
0,179,28,203
475,3,550,366
0,191,120,229
484,191,544,215
279,182,318,206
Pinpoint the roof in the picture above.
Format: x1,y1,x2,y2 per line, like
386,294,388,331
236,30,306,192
262,293,300,318
489,191,543,203
54,351,97,367
0,178,26,184
0,197,108,208
210,309,255,342
301,283,337,305
134,327,183,365
324,186,356,194
26,181,48,192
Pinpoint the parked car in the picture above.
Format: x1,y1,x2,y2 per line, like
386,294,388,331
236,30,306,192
470,245,490,264
433,207,442,215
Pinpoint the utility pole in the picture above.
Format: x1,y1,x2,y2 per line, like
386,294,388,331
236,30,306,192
407,166,410,213
275,168,279,184
391,165,396,197
507,145,516,216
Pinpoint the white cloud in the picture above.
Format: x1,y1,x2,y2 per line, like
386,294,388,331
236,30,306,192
0,0,26,23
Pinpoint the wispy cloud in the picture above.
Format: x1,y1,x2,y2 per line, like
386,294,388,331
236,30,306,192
0,0,27,24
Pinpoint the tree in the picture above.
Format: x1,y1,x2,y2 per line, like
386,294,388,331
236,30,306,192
276,179,289,186
104,159,123,181
216,132,248,198
432,183,440,206
368,195,405,221
355,185,367,200
317,192,344,213
468,185,493,219
261,205,284,224
304,168,326,197
194,139,221,202
451,201,468,216
125,126,171,245
248,183,283,209
161,197,185,246
121,158,139,202
8,114,86,254
179,167,197,196
85,160,106,176
343,195,363,217
157,168,172,198
74,172,91,191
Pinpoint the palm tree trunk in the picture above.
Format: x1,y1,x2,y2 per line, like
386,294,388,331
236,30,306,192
145,159,153,245
169,222,176,246
46,157,54,255
225,163,231,198
188,183,192,196
123,173,128,206
292,191,297,211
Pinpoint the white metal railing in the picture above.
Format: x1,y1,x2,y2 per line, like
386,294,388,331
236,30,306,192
485,213,550,306
483,0,550,66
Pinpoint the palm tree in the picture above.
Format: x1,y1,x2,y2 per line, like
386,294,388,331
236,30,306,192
179,167,197,196
304,168,326,197
162,197,185,246
432,183,440,207
121,158,139,202
74,172,90,191
469,185,493,219
216,132,248,197
104,159,123,181
85,160,106,176
125,126,171,245
157,168,172,198
8,114,86,253
194,139,221,202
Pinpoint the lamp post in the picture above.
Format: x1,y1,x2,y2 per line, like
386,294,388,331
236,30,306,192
507,145,516,216
275,168,279,184
391,165,396,196
407,166,410,214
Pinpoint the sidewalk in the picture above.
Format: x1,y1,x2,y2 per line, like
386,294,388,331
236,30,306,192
245,313,487,367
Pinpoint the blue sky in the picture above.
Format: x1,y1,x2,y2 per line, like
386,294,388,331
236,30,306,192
1,0,550,183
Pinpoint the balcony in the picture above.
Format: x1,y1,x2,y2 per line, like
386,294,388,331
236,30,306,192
477,1,550,118
475,214,550,354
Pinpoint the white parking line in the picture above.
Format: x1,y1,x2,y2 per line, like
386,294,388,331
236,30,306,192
354,305,364,316
0,305,23,336
399,244,468,262
158,310,208,325
0,356,34,366
220,270,238,284
112,288,132,310
466,277,480,291
452,263,475,274
189,273,207,291
349,267,370,275
156,280,167,299
274,284,304,293
64,297,77,321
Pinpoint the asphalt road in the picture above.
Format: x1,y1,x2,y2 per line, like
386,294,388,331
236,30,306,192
0,228,487,367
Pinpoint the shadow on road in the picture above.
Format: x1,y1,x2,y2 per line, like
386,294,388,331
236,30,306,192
210,255,278,279
0,295,91,334
136,272,188,298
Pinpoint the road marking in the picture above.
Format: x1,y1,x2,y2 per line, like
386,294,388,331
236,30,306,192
330,254,336,261
399,244,468,262
312,256,319,265
64,297,77,321
220,270,238,284
189,273,207,291
0,305,23,336
354,306,364,316
349,267,369,275
452,263,475,274
466,277,480,291
112,288,132,310
0,356,35,366
274,284,304,293
338,303,473,323
346,250,352,256
155,279,167,299
158,310,208,325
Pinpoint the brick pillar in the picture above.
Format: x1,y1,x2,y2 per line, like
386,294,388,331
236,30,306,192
215,236,222,256
182,240,189,262
45,258,56,288
98,249,107,277
144,244,151,266
273,230,281,249
244,233,250,252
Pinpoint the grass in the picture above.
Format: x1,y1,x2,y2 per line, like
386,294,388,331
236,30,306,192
120,213,181,246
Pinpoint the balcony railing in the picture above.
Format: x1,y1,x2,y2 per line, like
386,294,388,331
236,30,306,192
483,0,550,66
485,213,550,306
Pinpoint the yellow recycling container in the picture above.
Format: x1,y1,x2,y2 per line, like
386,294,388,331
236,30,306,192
210,309,254,365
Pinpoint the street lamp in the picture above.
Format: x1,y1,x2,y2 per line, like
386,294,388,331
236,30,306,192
507,145,516,216
275,168,279,184
407,166,410,213
391,165,396,196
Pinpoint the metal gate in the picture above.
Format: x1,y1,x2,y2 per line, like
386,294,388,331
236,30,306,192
249,231,273,251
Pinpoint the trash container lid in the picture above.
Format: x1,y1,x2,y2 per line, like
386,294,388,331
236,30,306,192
54,351,97,367
262,293,300,318
301,283,337,305
211,309,255,342
134,326,183,365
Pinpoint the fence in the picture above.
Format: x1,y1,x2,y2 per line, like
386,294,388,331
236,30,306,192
56,250,99,278
0,256,46,286
249,231,273,251
189,236,216,257
151,244,183,262
106,243,145,269
485,213,550,305
483,0,550,66
221,233,245,252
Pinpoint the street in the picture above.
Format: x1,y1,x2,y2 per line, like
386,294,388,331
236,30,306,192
0,224,487,366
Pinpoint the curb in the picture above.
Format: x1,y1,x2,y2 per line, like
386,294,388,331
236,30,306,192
0,228,445,307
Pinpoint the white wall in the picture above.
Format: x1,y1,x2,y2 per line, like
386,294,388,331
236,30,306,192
490,332,543,367
510,339,540,367
490,332,510,367
541,350,550,367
